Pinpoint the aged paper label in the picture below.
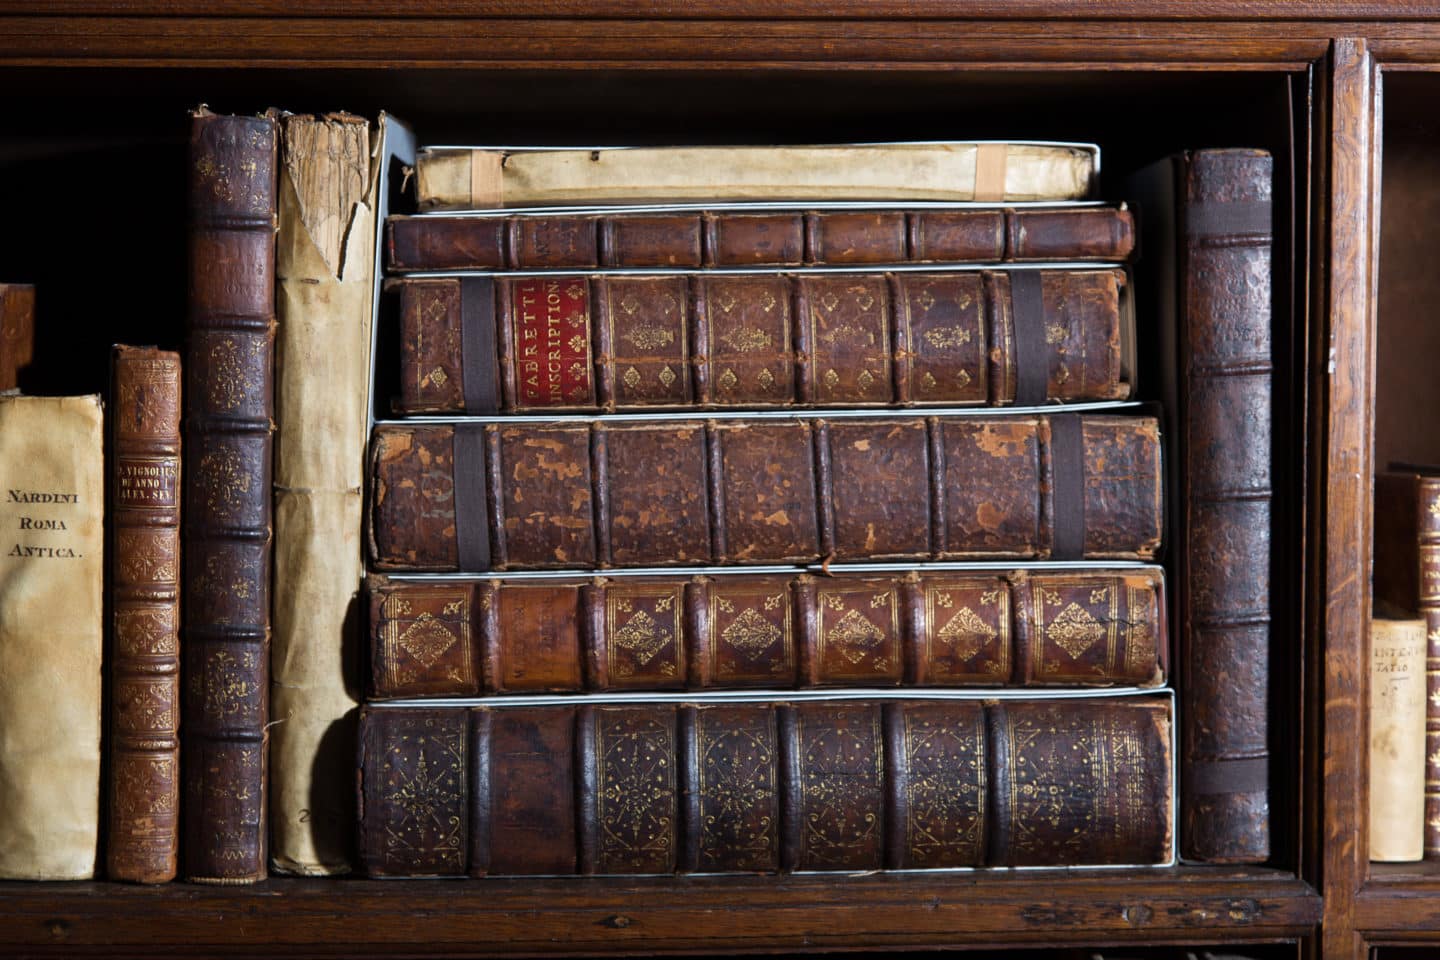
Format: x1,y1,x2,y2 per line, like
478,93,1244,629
0,394,103,879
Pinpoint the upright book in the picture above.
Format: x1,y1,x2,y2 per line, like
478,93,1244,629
1374,467,1440,858
388,267,1133,415
357,696,1173,877
0,283,34,390
183,107,278,884
108,346,182,884
386,204,1135,272
0,394,104,880
1369,616,1426,862
1130,149,1274,864
367,413,1163,572
414,141,1098,210
366,568,1168,699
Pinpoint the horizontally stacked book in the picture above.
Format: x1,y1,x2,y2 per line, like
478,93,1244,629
358,139,1179,876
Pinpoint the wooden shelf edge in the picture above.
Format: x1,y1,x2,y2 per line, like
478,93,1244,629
0,866,1319,954
1357,871,1440,940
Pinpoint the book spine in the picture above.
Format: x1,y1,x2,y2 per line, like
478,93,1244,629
1370,619,1427,862
182,109,278,884
270,113,375,876
1177,149,1274,864
359,697,1172,876
0,283,35,391
364,570,1166,699
1417,478,1440,858
367,415,1162,572
391,269,1128,414
387,207,1135,272
108,346,182,884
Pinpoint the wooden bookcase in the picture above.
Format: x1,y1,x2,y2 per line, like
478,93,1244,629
0,4,1434,957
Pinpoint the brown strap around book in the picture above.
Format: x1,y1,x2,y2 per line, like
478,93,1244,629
453,423,490,571
1185,200,1271,239
1049,413,1085,560
460,277,499,414
1010,270,1048,406
1189,756,1269,795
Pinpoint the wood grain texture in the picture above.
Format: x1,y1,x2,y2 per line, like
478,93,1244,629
1320,35,1375,960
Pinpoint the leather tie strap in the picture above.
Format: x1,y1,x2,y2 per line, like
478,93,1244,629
1189,757,1269,795
1049,413,1085,560
452,422,490,572
1185,199,1271,239
1011,270,1048,407
461,276,500,415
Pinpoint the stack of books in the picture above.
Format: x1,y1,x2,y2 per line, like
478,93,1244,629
355,138,1179,877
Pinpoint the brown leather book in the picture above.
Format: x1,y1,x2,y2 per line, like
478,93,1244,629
356,696,1173,877
1130,149,1273,864
0,284,35,391
182,108,278,884
367,414,1162,572
365,569,1168,699
1374,469,1440,858
387,206,1135,272
108,346,182,884
388,268,1131,414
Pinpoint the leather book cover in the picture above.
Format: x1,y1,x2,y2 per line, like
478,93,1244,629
387,206,1134,271
108,346,182,884
0,283,35,390
390,268,1129,414
367,415,1162,572
365,569,1166,699
357,697,1173,877
1374,469,1440,857
182,108,278,884
0,395,104,881
1131,149,1274,864
987,698,1172,866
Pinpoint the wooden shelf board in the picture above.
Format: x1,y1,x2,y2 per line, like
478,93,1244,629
0,866,1319,955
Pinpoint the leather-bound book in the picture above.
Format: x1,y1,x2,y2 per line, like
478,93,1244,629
108,346,182,884
0,283,35,390
356,696,1172,876
0,394,104,880
365,569,1168,699
389,268,1131,414
367,414,1162,572
1131,149,1273,864
414,142,1097,210
1374,468,1440,857
387,205,1135,271
182,108,278,884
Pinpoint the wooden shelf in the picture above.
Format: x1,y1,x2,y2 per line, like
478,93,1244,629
0,866,1319,956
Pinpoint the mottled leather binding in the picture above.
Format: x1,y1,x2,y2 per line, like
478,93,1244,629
1374,470,1440,857
109,346,182,884
356,697,1172,876
387,206,1135,271
1132,149,1273,864
0,283,35,390
182,109,278,884
365,569,1167,699
367,414,1162,571
389,268,1129,413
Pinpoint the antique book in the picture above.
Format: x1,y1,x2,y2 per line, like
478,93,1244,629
367,413,1163,572
1130,149,1273,863
0,283,35,391
182,108,278,884
0,394,103,880
1374,468,1440,857
108,347,182,884
389,268,1131,414
413,142,1097,210
1369,616,1426,862
357,696,1172,876
386,205,1135,272
365,568,1167,699
270,112,378,877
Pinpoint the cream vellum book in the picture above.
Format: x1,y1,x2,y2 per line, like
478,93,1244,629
1370,615,1427,862
414,140,1098,210
0,393,104,880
